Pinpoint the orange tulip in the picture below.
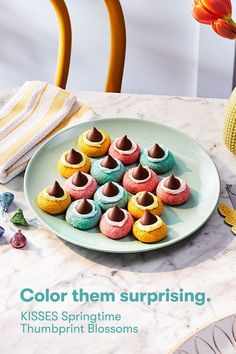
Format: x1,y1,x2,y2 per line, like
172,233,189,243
212,18,236,39
192,0,232,25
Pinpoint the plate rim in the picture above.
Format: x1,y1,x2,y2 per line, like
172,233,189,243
168,312,236,354
24,117,220,253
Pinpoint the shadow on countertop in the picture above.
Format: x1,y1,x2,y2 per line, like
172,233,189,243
62,156,236,274
63,207,235,274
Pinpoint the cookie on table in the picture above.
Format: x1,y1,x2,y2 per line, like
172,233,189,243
37,181,71,215
156,174,190,205
57,148,91,178
140,143,175,174
64,171,97,200
132,210,168,243
78,127,111,157
109,135,140,165
94,181,128,211
128,191,163,219
66,198,101,230
90,154,125,184
99,206,133,239
122,164,158,194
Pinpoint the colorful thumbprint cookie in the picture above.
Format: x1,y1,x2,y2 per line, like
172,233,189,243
132,210,168,243
64,171,97,199
99,206,133,239
122,164,159,194
37,181,71,215
108,135,141,165
128,191,163,219
156,174,190,205
90,154,125,184
78,127,111,157
66,198,101,230
57,148,91,178
140,143,175,174
94,181,128,211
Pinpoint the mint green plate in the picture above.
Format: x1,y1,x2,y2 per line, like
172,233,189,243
24,118,220,253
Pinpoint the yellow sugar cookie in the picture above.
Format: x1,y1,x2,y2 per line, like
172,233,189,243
78,128,111,157
132,211,168,243
37,182,71,215
57,149,91,178
128,192,163,219
37,192,71,215
57,155,91,178
132,221,167,243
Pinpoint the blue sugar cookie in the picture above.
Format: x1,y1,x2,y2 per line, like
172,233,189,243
90,155,125,184
140,144,175,174
66,199,101,230
94,181,128,211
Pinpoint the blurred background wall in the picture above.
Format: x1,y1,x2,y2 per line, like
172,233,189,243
0,0,235,98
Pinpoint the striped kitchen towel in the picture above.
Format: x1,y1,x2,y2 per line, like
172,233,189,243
0,81,95,184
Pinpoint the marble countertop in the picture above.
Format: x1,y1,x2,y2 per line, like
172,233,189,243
0,88,235,354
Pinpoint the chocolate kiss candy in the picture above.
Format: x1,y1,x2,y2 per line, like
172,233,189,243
140,210,157,225
0,192,14,212
101,155,117,169
132,164,149,180
102,182,119,197
86,127,103,142
149,143,165,158
47,181,64,198
10,208,28,226
116,135,132,151
10,230,27,249
66,149,82,164
137,192,154,206
164,174,180,190
108,205,125,222
72,171,88,187
0,226,5,237
76,198,92,214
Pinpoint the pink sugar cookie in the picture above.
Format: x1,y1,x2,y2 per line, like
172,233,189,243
122,167,159,194
64,171,97,200
156,179,190,206
99,208,134,239
108,137,140,165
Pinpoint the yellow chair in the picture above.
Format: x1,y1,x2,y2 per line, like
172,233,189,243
51,0,126,93
51,0,71,90
104,0,126,92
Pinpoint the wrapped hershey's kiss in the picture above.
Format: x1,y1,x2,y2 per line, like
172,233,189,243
10,230,27,249
10,208,28,226
0,192,14,212
0,226,5,237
